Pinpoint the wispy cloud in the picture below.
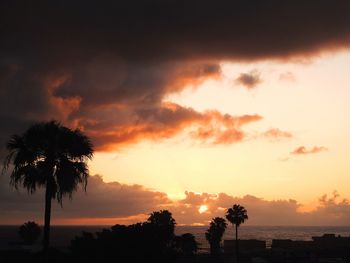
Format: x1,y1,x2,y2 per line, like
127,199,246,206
263,128,293,139
235,70,262,89
291,146,328,155
279,71,296,82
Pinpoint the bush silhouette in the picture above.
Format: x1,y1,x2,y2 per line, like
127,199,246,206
174,233,198,256
18,221,41,245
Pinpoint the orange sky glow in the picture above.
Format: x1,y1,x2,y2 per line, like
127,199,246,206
89,51,350,215
1,2,350,226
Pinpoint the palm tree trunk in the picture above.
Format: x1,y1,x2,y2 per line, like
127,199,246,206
235,224,239,263
43,180,52,251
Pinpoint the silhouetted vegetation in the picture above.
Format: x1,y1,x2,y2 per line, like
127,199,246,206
70,210,198,263
148,210,176,249
2,121,93,251
226,204,248,263
2,209,350,263
174,233,198,255
2,122,350,263
205,217,227,255
18,221,41,245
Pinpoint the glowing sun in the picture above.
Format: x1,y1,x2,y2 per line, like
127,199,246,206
198,205,208,214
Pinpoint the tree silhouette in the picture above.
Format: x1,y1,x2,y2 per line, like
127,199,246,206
147,210,176,246
70,211,180,263
3,121,93,251
205,217,227,255
174,233,198,256
18,221,41,245
148,210,176,229
226,204,248,263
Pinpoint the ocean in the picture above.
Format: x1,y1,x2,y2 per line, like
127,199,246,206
1,225,350,251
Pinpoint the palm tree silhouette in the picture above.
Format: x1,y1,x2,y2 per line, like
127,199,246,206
147,210,176,246
205,217,227,255
226,204,248,263
3,121,93,251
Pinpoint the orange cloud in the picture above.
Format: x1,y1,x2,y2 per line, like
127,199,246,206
0,59,228,153
291,146,328,155
190,112,262,144
83,102,263,150
168,63,222,93
263,128,293,139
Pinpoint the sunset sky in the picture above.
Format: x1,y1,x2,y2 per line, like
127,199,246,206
91,53,350,203
0,0,350,226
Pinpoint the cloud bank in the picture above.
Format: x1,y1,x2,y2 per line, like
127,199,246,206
1,0,349,152
1,174,349,226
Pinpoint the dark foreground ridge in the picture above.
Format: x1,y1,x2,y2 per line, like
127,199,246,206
1,229,350,263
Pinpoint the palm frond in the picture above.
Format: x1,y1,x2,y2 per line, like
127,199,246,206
226,204,248,226
58,127,94,161
55,158,89,204
3,120,94,204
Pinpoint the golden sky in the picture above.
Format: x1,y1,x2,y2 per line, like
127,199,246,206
90,51,350,210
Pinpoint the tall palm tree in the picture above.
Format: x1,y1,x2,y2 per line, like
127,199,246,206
226,204,248,263
3,121,93,251
205,217,227,255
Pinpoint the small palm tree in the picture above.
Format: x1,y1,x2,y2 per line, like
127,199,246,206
205,217,227,255
3,121,93,251
226,204,248,263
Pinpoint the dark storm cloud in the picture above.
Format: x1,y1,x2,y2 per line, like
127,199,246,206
0,53,260,151
1,0,349,151
2,0,350,61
